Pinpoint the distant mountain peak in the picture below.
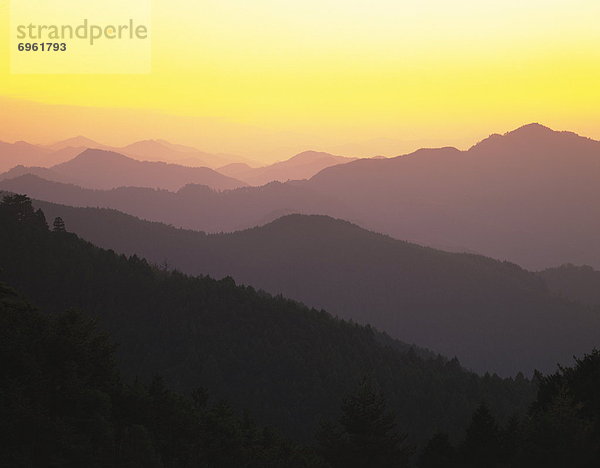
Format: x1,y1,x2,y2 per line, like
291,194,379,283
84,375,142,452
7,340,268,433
268,213,339,226
81,148,129,158
51,135,103,149
247,213,368,238
505,122,554,136
468,123,588,152
397,146,461,160
271,151,355,173
154,139,199,153
60,148,133,165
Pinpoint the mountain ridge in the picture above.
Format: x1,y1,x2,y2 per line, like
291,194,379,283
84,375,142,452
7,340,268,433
3,123,600,268
0,195,535,441
217,150,357,186
43,148,248,191
23,198,600,376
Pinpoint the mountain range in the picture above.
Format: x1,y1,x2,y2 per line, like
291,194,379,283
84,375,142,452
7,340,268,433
43,135,252,168
26,199,600,376
3,124,600,269
0,174,352,232
1,139,363,189
305,123,600,269
0,135,253,172
0,195,534,441
0,149,246,192
0,140,83,172
52,149,248,191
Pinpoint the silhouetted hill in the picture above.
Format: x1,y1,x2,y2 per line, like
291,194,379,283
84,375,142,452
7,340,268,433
5,124,600,268
119,139,248,168
0,175,107,207
0,141,47,171
122,139,209,165
47,135,110,151
538,264,600,307
0,195,535,441
0,280,320,467
49,149,247,191
306,124,600,269
0,175,352,232
0,141,80,172
218,151,356,186
47,136,254,168
27,200,600,375
0,165,79,185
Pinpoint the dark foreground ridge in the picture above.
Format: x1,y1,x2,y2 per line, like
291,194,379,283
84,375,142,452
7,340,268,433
3,195,600,467
0,194,533,444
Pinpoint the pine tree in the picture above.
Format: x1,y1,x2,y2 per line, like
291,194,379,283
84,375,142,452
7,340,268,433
52,216,66,232
0,194,33,222
318,377,413,468
519,387,595,467
460,403,501,467
0,194,47,230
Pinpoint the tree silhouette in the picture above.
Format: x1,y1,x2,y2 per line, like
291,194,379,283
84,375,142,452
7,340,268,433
0,194,47,229
318,377,413,467
0,282,322,467
460,403,501,467
518,351,600,467
1,194,33,222
52,216,66,232
418,432,457,468
435,352,600,467
520,388,594,467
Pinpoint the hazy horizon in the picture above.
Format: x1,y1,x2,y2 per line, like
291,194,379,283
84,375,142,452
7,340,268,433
2,1,600,163
1,98,598,164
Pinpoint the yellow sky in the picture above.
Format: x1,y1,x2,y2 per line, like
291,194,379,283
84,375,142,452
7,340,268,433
1,0,599,161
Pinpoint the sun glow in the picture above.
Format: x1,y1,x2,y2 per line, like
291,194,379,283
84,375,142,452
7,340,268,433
1,0,599,160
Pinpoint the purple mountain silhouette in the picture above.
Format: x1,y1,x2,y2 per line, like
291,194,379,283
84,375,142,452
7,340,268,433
48,149,247,191
3,123,599,268
217,150,356,186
